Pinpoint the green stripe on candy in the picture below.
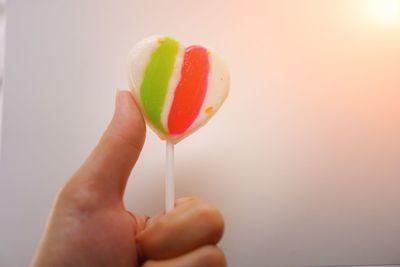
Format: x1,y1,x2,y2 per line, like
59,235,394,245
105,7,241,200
140,37,180,134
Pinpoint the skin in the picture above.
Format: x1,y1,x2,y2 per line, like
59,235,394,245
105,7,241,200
30,90,226,267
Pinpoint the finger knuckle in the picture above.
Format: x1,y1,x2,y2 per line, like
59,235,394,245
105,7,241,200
56,179,103,216
195,202,225,239
202,246,226,266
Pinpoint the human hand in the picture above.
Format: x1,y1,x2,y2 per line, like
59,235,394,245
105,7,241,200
31,90,226,267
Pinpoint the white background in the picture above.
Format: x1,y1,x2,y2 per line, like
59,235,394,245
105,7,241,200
0,0,5,151
1,1,400,266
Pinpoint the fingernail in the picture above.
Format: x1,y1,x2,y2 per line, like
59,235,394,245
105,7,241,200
135,215,159,241
146,217,156,227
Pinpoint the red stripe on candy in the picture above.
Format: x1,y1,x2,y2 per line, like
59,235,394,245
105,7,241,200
168,46,210,135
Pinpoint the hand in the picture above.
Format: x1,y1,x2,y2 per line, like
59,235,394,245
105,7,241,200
31,90,226,267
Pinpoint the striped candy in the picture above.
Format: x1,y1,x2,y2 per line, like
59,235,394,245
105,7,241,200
128,36,229,143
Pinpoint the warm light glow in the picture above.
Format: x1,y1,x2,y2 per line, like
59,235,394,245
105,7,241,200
366,0,400,24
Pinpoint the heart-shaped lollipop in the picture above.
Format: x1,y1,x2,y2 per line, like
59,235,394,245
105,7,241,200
128,36,229,144
128,36,229,211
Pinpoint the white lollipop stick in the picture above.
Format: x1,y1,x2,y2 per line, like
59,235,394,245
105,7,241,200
165,140,175,212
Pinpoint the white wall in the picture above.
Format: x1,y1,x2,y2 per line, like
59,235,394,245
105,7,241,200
0,0,5,153
1,1,400,266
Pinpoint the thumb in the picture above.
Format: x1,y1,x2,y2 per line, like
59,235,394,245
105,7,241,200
64,90,146,202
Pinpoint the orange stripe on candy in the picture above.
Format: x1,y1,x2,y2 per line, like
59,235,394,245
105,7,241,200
168,46,210,135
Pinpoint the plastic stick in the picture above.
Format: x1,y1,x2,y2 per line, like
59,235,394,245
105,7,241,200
165,140,175,212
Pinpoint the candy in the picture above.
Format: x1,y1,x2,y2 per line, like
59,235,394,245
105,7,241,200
128,36,229,143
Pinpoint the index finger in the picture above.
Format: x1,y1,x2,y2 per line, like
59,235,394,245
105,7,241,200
136,197,225,260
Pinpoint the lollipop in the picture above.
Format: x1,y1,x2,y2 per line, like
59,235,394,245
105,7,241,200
128,36,229,211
